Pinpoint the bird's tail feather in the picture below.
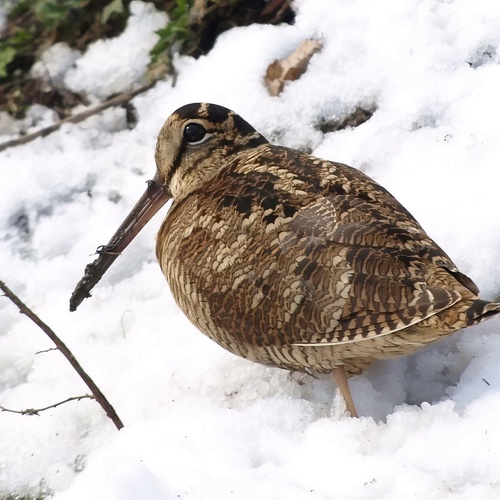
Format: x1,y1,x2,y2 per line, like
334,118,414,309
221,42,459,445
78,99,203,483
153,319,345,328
466,299,500,326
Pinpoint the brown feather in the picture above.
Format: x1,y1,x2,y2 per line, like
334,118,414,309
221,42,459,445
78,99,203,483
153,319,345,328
154,103,500,377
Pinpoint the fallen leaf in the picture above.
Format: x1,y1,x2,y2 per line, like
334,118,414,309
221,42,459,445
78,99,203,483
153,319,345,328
264,39,322,96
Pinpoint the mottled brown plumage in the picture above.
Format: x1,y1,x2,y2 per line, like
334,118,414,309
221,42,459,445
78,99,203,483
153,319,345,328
155,102,499,372
71,102,500,416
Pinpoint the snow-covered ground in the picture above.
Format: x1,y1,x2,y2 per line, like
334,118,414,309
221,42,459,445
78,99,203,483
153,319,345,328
1,0,500,498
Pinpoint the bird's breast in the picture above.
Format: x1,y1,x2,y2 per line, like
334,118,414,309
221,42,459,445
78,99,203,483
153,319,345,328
155,186,351,350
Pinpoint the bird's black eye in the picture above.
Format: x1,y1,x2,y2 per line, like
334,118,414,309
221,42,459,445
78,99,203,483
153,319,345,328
183,123,207,143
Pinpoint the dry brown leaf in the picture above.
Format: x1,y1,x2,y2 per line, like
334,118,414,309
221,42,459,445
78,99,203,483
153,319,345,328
264,39,323,96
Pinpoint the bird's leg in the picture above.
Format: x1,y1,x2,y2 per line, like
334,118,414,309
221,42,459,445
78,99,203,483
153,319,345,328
331,366,358,418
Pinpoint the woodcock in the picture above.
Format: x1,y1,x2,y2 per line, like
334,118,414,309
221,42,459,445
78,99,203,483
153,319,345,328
70,103,500,417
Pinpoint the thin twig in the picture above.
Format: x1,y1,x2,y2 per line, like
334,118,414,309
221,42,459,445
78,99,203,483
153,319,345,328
0,395,95,416
0,80,157,153
0,279,124,430
35,347,58,355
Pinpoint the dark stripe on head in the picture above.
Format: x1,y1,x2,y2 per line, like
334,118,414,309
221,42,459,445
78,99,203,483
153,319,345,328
164,139,187,188
231,115,268,146
174,103,204,119
246,135,269,147
173,103,231,123
232,113,258,135
204,104,231,123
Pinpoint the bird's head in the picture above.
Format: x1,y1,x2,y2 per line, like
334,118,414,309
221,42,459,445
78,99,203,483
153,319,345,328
69,103,267,310
155,103,268,201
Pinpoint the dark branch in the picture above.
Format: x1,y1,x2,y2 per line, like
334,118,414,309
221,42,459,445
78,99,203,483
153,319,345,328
0,395,95,416
0,81,157,153
0,279,124,430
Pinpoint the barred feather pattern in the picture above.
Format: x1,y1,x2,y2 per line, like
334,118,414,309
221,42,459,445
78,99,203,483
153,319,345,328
155,103,500,376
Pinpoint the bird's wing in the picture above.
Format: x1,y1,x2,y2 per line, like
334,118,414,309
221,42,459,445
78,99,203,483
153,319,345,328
253,147,473,345
183,147,476,347
282,194,464,345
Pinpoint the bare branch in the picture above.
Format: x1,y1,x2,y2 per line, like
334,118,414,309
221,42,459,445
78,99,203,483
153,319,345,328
0,279,124,430
0,395,95,416
0,80,157,153
35,347,58,355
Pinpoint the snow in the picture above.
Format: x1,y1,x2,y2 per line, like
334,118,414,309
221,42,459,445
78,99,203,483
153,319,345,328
1,0,500,498
64,1,168,99
31,43,81,89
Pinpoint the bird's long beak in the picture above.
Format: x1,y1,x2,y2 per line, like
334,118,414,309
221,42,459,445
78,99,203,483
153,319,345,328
70,173,171,311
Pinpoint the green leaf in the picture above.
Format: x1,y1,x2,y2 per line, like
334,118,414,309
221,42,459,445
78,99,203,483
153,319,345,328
0,47,16,78
101,0,124,25
34,0,90,28
149,0,193,64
